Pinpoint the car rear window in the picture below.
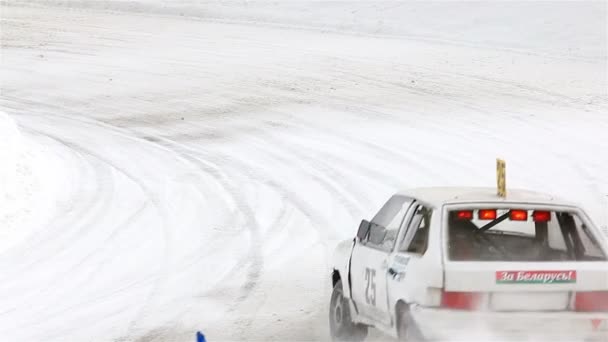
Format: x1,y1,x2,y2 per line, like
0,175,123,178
447,209,607,262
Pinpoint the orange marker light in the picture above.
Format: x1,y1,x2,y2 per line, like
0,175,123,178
510,210,528,221
456,210,473,220
533,210,551,222
478,209,497,220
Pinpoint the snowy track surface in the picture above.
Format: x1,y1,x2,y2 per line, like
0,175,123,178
0,1,607,341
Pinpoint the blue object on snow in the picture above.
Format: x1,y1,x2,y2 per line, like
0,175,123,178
196,331,206,342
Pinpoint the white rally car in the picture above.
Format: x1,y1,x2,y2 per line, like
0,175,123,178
329,187,608,341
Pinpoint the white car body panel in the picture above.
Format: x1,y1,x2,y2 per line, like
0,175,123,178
331,187,608,340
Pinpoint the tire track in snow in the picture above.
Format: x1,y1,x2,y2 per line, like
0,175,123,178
0,128,152,320
140,132,359,338
0,129,118,289
138,136,265,308
12,113,177,341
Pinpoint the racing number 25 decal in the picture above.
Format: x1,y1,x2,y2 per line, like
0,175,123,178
364,268,376,306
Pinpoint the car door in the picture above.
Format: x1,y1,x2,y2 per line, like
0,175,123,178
386,204,434,310
350,195,414,325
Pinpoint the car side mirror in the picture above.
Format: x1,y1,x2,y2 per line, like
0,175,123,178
357,220,371,241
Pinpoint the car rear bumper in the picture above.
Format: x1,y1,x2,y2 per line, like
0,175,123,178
411,306,608,341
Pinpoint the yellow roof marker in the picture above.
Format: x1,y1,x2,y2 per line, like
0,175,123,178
497,158,506,198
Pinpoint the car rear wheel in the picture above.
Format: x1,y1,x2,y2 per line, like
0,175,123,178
329,279,368,342
396,304,424,342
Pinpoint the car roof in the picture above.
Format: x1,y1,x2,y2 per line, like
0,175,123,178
397,187,577,208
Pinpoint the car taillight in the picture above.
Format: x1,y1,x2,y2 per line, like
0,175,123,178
456,210,473,220
478,209,497,220
441,291,482,310
532,210,551,222
510,209,528,221
575,292,608,312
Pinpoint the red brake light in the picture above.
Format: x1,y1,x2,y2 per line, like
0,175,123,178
441,291,482,310
478,209,497,220
533,210,551,222
575,292,608,312
456,210,473,220
510,210,528,221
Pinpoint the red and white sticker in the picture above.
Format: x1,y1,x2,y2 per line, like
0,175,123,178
496,270,576,284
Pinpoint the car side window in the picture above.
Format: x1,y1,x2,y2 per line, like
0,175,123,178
366,195,413,252
399,205,432,254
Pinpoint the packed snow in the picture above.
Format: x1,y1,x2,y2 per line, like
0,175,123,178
0,112,22,199
0,1,606,341
0,111,67,251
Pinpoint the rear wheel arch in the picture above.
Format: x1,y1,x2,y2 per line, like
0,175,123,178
395,299,408,321
395,300,424,341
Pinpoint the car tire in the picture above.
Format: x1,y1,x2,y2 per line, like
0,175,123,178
329,279,368,342
396,304,424,342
